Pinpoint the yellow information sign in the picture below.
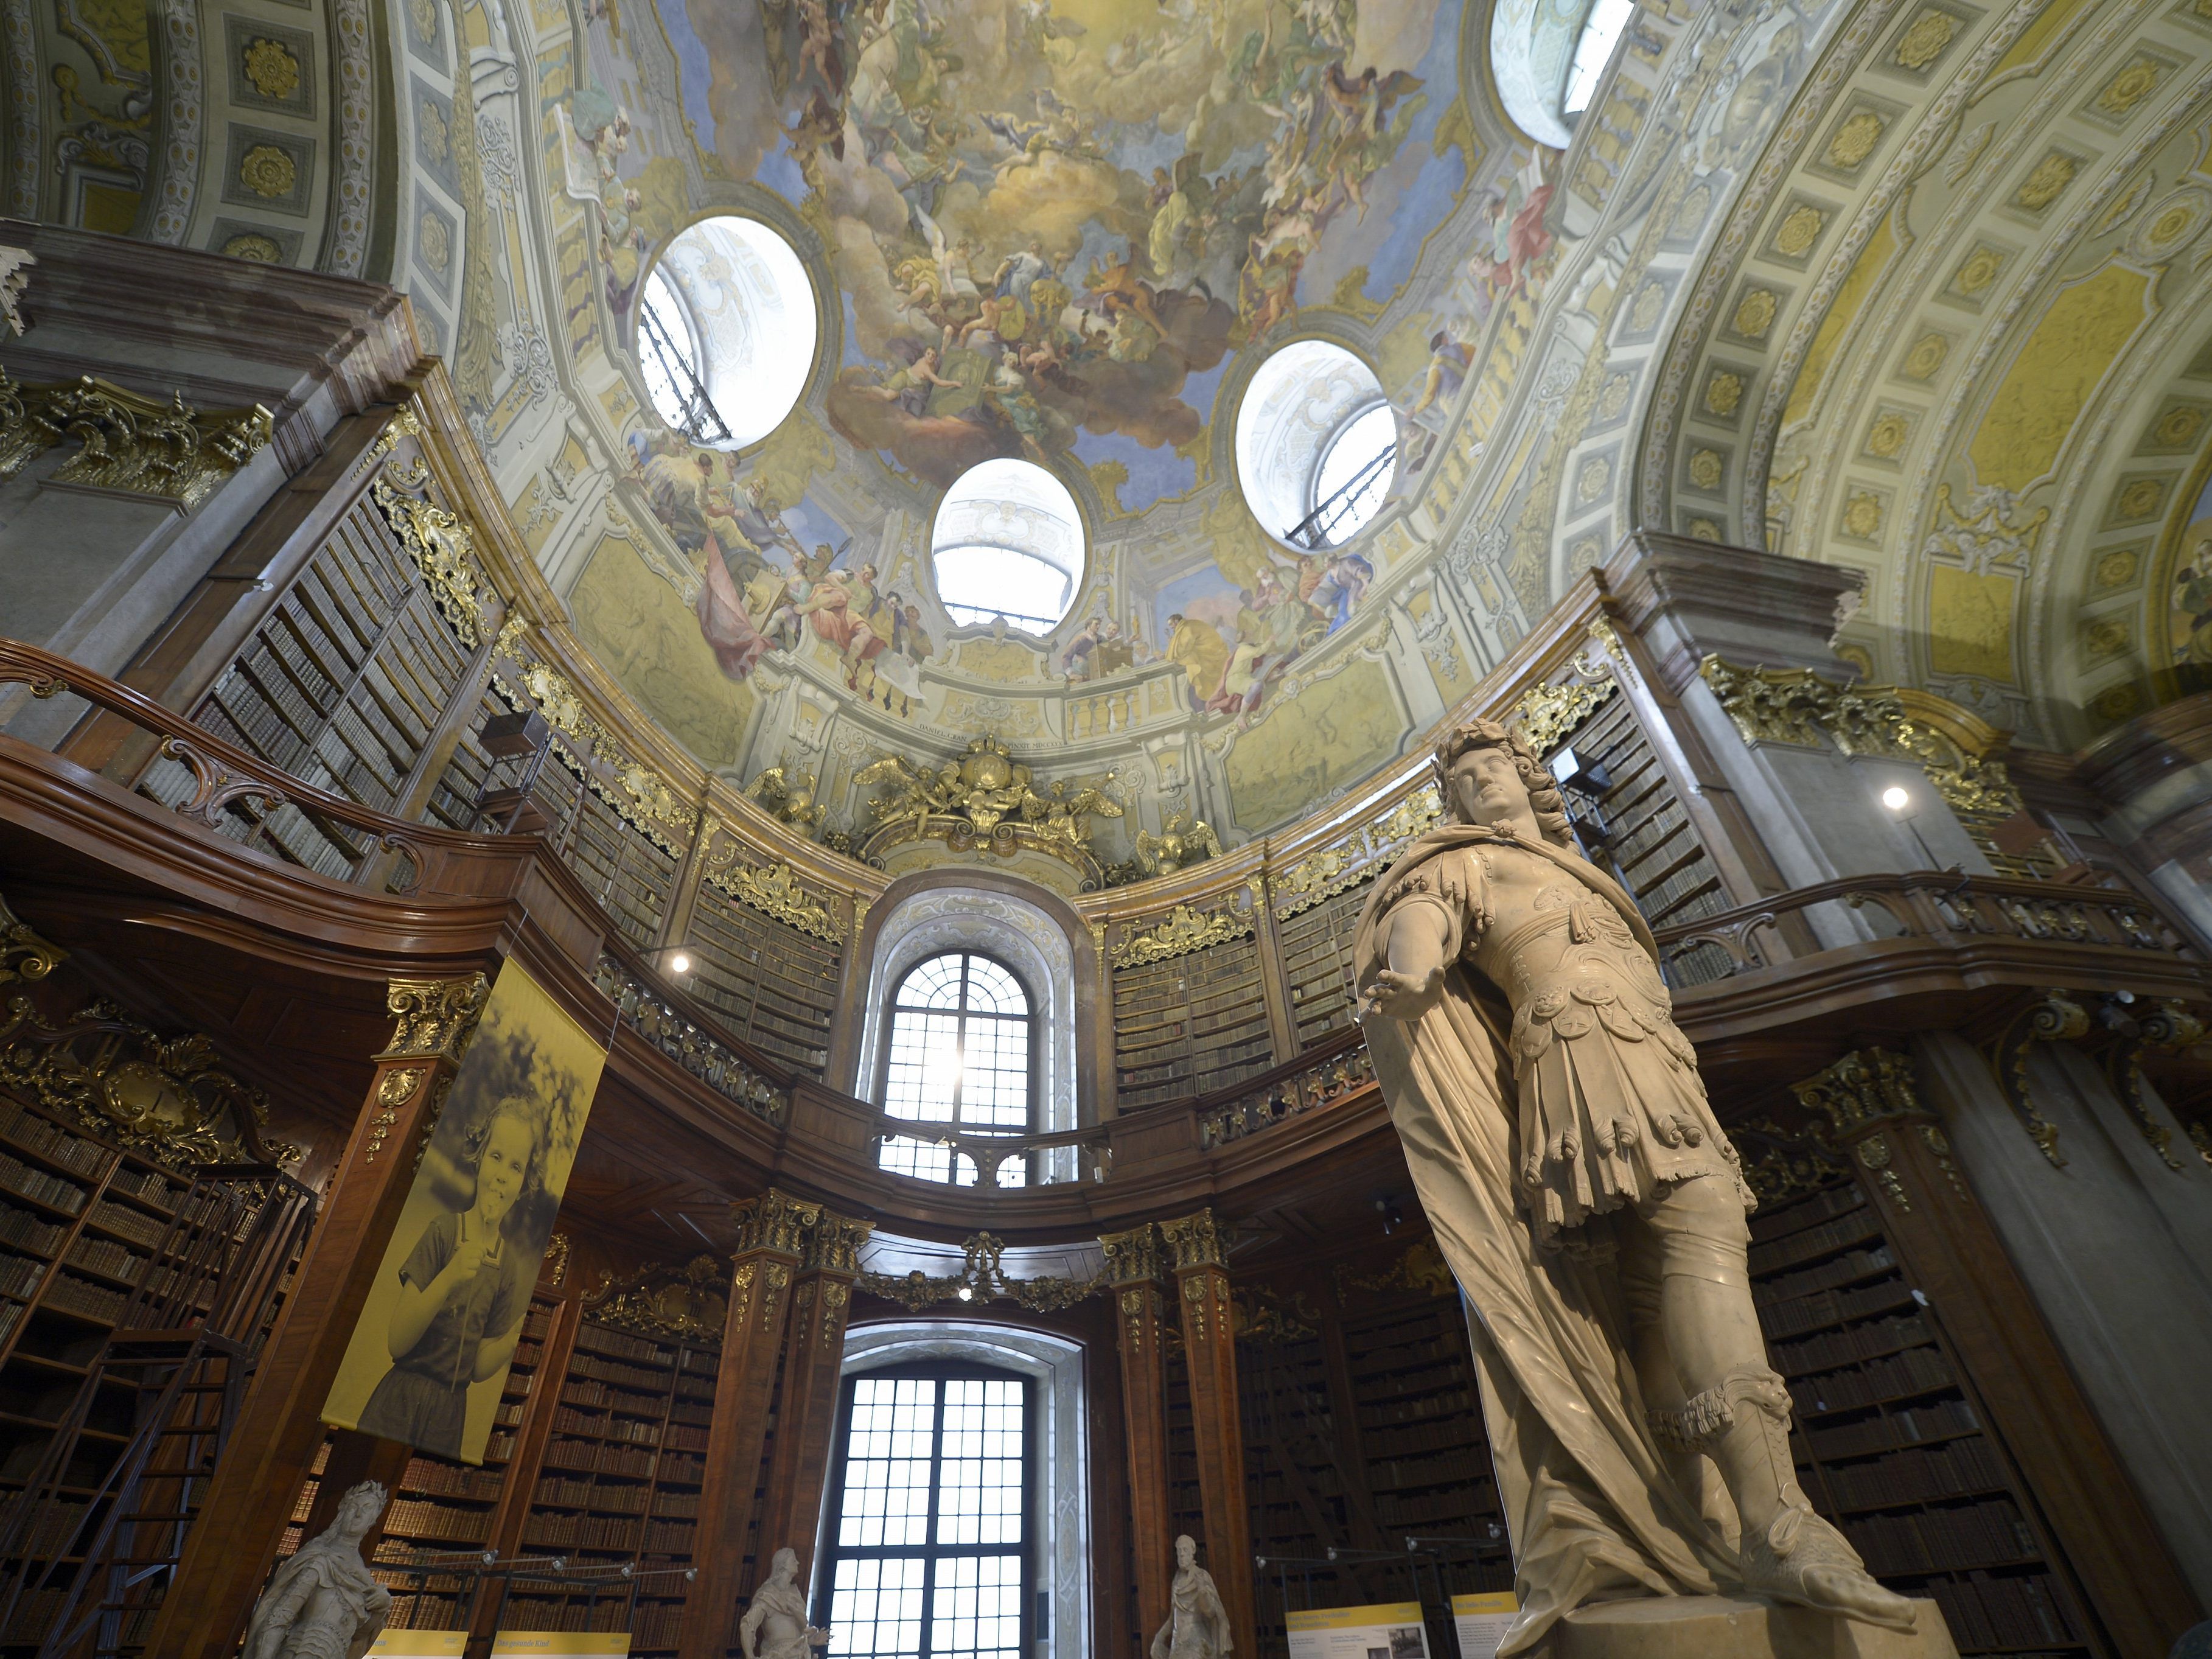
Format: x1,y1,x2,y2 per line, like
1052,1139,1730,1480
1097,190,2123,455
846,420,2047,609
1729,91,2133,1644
366,1636,467,1659
1450,1591,1519,1659
489,1635,633,1658
1284,1601,1429,1659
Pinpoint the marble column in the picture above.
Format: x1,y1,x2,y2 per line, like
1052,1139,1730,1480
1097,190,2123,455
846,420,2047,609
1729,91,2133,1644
1102,1223,1174,1646
147,973,492,1659
1798,1045,2206,1647
682,1189,819,1659
758,1209,873,1591
1159,1210,1257,1659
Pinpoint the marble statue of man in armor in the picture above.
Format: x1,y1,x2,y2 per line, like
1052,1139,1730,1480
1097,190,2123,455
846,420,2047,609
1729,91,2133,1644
1150,1534,1232,1659
240,1480,391,1659
1356,718,1922,1656
741,1547,832,1659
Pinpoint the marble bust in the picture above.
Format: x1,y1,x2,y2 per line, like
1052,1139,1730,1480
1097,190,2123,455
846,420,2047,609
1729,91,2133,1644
1151,1534,1232,1659
1356,718,1925,1655
240,1480,391,1659
742,1546,833,1659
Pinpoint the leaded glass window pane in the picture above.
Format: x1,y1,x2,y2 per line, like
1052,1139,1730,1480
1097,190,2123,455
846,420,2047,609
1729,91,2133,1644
877,952,1034,1187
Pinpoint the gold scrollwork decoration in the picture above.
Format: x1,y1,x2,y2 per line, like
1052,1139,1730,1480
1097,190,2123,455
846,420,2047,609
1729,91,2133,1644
0,894,65,986
376,1066,425,1106
1158,1207,1230,1270
372,478,487,648
1111,902,1252,968
1512,674,1618,755
1984,991,2082,1168
705,853,844,944
357,403,425,475
0,995,302,1170
0,372,273,509
1098,1223,1162,1285
586,1253,729,1341
731,1187,822,1258
378,973,492,1064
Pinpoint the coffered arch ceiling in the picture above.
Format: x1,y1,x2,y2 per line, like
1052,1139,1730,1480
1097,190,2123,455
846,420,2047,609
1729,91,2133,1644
1635,0,2212,750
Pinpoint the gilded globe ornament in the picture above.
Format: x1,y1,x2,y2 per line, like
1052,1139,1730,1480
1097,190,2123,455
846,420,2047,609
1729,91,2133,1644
243,37,299,101
239,144,297,199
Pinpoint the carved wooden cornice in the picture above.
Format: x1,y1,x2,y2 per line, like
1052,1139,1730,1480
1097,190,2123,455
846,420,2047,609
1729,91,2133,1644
0,370,273,509
376,973,490,1064
1098,1222,1162,1285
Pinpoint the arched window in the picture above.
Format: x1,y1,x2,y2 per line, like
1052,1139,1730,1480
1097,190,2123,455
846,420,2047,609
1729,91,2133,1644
1235,340,1397,550
879,951,1035,1187
930,460,1086,634
638,265,726,445
1562,0,1636,117
818,1363,1034,1659
637,213,818,449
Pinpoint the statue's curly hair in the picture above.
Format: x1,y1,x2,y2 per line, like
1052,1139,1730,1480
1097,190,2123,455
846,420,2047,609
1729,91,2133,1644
1432,718,1577,848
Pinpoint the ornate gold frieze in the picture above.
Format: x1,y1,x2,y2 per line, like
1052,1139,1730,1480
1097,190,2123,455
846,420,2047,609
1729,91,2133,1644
803,1209,876,1275
1331,1237,1456,1302
1111,901,1252,968
1730,1116,1855,1209
731,1187,820,1258
0,996,302,1171
0,372,274,509
1984,992,2082,1168
543,1231,570,1287
1512,674,1618,755
585,1253,728,1342
1232,1285,1319,1344
748,767,830,836
488,663,693,854
856,736,1122,883
857,1230,1105,1313
1273,783,1443,921
702,850,843,944
378,973,490,1064
1159,1207,1230,1271
0,894,64,986
357,402,425,473
374,478,489,646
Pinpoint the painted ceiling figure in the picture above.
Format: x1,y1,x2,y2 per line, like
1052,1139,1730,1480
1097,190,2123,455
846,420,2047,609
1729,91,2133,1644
1355,719,1922,1655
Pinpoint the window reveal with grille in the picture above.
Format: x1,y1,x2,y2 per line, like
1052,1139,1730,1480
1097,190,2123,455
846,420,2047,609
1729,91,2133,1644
819,1372,1033,1659
877,953,1035,1187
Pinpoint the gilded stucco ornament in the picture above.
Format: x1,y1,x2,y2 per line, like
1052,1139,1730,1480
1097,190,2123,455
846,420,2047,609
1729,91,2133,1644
1158,1208,1230,1270
857,1230,1104,1313
748,766,831,836
1132,811,1223,878
731,1188,822,1258
0,372,273,508
1098,1223,1163,1285
0,892,64,985
703,851,844,944
377,973,491,1064
371,478,488,647
854,735,1121,885
585,1254,730,1341
1983,991,2086,1168
1512,673,1619,755
0,995,302,1170
1110,901,1252,968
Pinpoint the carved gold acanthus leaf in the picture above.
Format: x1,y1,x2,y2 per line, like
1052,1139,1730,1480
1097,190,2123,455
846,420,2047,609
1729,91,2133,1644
378,973,492,1063
0,995,302,1172
1788,1047,1927,1139
731,1187,822,1258
1098,1222,1162,1285
1512,674,1619,755
705,854,845,943
803,1209,876,1275
0,370,273,509
0,893,65,986
1110,901,1252,967
584,1253,729,1342
1159,1207,1230,1270
372,477,489,648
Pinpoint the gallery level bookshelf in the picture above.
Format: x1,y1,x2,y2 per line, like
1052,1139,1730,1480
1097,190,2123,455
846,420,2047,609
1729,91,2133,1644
1748,1179,2096,1657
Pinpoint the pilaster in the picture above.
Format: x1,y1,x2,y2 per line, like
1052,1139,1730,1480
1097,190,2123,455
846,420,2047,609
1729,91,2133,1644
1794,1047,2202,1652
1158,1209,1256,1659
758,1208,875,1591
682,1188,820,1659
148,972,492,1659
1101,1223,1174,1646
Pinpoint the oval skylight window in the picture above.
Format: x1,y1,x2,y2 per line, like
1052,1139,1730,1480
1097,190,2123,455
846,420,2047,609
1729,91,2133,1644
930,459,1086,634
638,214,817,449
1235,340,1397,549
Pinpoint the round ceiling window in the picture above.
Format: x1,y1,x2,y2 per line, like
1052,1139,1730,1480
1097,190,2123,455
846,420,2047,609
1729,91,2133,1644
1235,340,1398,550
636,214,817,450
930,459,1086,634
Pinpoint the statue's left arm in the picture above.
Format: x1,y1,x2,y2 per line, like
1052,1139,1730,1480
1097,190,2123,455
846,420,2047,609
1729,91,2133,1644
1358,848,1480,1022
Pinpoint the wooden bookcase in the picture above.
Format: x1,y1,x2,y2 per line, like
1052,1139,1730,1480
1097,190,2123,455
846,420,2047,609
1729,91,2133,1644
1748,1180,2093,1655
1111,940,1275,1110
1274,882,1372,1049
685,892,841,1080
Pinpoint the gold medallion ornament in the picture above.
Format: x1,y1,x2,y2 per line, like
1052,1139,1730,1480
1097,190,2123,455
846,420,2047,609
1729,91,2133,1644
1893,10,1955,70
2116,478,2164,519
1687,516,1722,541
1901,333,1949,380
1598,373,1632,417
2096,56,2164,117
1866,412,1910,458
2084,618,2129,658
1703,370,1743,417
1731,288,1778,340
2154,405,2202,447
417,212,451,275
242,37,299,100
222,232,282,263
1826,111,1885,170
1841,492,1883,539
2014,153,2076,212
1773,204,1825,256
410,0,437,39
1631,282,1664,332
1952,247,2001,296
1687,449,1724,490
2094,548,2139,589
1576,456,1611,503
239,144,297,199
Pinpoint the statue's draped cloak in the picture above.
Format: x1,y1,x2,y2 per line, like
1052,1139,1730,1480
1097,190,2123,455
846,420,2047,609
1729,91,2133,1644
1355,825,1742,1655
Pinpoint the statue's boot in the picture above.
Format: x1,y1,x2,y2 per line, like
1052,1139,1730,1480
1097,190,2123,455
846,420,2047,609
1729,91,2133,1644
1661,1367,1922,1634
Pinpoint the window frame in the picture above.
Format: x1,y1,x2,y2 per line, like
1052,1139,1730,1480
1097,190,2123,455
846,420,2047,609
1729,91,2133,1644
874,949,1041,1187
812,1361,1040,1659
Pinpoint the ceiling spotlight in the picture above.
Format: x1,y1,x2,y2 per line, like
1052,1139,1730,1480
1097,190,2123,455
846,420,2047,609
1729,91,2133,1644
957,1285,974,1301
668,951,693,974
1880,786,1910,812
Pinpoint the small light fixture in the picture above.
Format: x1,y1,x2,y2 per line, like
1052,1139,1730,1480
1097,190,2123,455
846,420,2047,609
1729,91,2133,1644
957,1284,974,1301
1880,786,1910,812
668,951,693,975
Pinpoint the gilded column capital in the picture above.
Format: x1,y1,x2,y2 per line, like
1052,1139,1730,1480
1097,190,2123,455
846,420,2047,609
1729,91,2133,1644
732,1187,820,1258
803,1207,876,1276
1790,1047,1928,1140
0,892,65,985
1099,1223,1162,1285
376,973,491,1063
1159,1209,1230,1273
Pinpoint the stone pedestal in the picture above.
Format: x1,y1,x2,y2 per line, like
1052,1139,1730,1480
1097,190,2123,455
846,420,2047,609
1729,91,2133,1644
1544,1598,1957,1659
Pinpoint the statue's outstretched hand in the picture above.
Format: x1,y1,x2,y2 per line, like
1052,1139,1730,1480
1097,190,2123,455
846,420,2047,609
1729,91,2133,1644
1359,965,1444,1021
